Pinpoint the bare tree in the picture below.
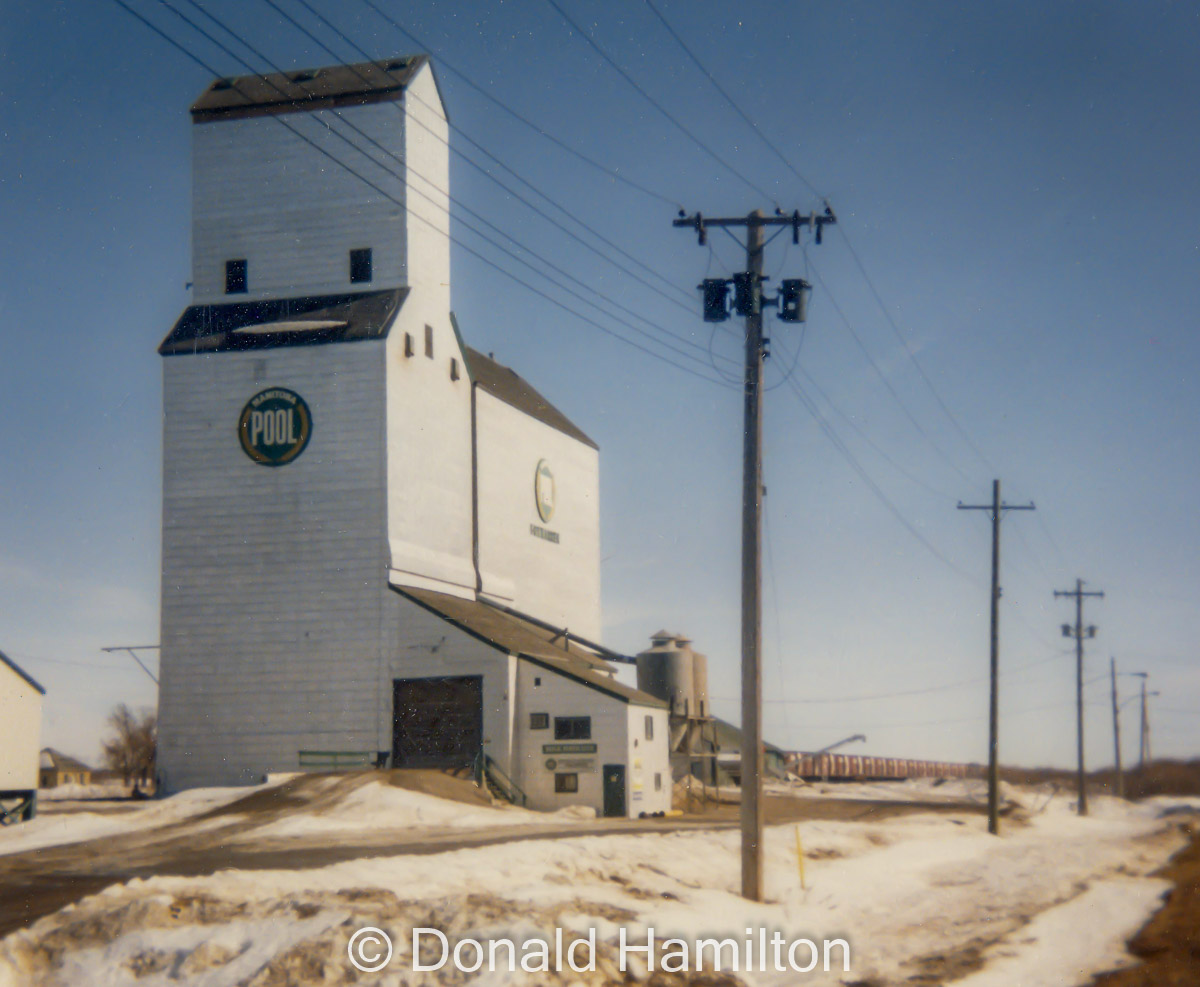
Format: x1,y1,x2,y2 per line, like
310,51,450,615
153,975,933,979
101,704,156,792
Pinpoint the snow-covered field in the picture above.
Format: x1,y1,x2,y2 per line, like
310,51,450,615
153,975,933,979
1,780,1194,986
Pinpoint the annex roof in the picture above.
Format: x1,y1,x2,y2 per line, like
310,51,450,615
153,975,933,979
191,56,431,123
394,586,666,709
0,649,45,696
158,289,406,356
464,347,597,450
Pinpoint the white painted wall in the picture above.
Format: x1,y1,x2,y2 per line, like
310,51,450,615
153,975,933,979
159,342,391,790
192,101,406,303
380,594,515,770
511,658,657,817
0,664,42,792
626,705,672,815
381,65,476,598
475,390,601,639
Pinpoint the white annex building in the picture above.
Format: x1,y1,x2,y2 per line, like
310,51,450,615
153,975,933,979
156,57,671,816
0,650,44,823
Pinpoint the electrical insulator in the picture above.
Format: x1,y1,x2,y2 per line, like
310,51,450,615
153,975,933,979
733,272,760,316
700,279,731,322
778,278,812,323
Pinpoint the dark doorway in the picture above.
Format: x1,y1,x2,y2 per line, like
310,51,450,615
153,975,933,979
392,676,483,769
602,763,626,818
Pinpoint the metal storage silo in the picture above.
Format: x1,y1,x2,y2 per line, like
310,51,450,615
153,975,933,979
691,650,709,719
636,632,696,717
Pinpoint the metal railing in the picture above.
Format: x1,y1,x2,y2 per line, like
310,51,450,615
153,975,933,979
473,751,528,807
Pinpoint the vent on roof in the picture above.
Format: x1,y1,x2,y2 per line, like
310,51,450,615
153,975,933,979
211,78,233,91
290,69,320,83
384,59,409,72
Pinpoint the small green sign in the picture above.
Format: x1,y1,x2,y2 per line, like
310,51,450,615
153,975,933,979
542,743,598,755
238,388,312,467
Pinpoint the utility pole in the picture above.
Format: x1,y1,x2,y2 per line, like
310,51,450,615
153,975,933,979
1130,672,1152,767
1110,658,1124,799
958,479,1034,835
1054,579,1104,816
674,205,835,901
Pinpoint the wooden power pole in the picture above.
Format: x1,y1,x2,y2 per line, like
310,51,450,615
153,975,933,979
673,206,835,901
1054,579,1104,816
1110,658,1124,799
958,479,1034,835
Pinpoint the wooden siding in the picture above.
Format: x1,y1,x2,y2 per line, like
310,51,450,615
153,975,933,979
0,663,42,791
475,389,602,640
512,658,633,815
625,704,671,815
381,594,514,770
159,342,390,790
192,100,407,304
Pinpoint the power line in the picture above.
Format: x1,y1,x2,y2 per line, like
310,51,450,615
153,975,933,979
835,227,997,475
276,0,701,314
355,0,681,208
6,651,129,672
791,358,956,501
544,0,779,204
783,372,983,586
116,0,729,386
641,0,823,201
806,261,976,487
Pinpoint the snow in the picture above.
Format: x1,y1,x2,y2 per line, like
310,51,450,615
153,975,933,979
0,776,296,857
239,779,593,840
0,780,1192,986
38,781,132,801
950,878,1171,987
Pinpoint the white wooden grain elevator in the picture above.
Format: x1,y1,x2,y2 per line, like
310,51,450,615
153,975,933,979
156,57,670,817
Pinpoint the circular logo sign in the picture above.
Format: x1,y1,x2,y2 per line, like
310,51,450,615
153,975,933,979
534,459,555,522
237,388,312,467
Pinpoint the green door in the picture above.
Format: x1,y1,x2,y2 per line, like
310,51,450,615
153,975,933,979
602,763,626,817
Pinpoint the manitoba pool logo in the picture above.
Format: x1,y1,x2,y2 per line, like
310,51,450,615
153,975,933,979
534,459,555,522
237,388,312,467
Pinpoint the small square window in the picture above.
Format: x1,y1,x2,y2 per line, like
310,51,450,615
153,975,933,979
554,772,578,793
534,677,541,687
645,715,654,741
225,259,247,294
530,712,549,730
554,716,591,740
350,247,373,284
424,324,434,358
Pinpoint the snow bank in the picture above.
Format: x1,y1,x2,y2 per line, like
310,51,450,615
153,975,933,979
0,777,294,857
241,780,579,840
0,785,1185,986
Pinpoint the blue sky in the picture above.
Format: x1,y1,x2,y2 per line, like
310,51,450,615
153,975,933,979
2,0,1197,770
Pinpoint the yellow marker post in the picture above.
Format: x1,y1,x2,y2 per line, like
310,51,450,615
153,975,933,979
795,826,807,890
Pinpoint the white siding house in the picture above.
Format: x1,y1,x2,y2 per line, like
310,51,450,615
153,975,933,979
155,57,670,816
0,651,45,822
